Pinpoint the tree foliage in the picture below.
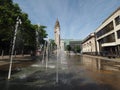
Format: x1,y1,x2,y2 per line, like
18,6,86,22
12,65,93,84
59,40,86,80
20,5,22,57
37,25,48,45
66,45,71,52
0,0,22,53
49,39,56,50
0,0,48,54
73,46,81,53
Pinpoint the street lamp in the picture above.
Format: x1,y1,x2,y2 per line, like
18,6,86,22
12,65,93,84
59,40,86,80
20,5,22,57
8,16,22,79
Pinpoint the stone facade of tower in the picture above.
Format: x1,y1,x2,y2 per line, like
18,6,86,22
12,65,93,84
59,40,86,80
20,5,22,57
54,19,60,48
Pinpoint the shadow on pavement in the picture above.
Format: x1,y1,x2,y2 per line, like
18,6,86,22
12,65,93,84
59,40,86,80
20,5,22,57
0,80,114,90
0,70,116,90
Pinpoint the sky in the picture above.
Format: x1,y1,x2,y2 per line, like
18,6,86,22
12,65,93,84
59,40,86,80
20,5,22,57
13,0,120,40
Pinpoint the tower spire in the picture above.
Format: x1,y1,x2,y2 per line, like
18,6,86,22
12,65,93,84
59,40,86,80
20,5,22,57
55,18,60,28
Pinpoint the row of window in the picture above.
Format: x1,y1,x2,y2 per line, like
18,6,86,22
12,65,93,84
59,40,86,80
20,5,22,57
115,16,120,26
117,30,120,39
96,15,120,38
98,33,115,44
97,29,120,45
82,41,92,48
83,30,120,49
96,21,114,38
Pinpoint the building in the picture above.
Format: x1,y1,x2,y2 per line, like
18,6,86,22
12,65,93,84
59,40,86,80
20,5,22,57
95,7,120,57
69,40,82,53
60,39,81,51
54,19,61,48
82,33,97,55
60,39,73,51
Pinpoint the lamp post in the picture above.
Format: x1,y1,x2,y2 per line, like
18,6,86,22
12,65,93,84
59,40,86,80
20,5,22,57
8,16,22,79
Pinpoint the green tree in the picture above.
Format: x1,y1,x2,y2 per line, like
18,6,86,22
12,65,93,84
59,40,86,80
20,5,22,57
0,0,22,54
66,45,71,53
34,25,47,44
0,1,40,54
0,0,48,55
49,39,56,50
38,25,48,45
74,46,81,53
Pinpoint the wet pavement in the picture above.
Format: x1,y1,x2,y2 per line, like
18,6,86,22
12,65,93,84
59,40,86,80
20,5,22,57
0,51,120,90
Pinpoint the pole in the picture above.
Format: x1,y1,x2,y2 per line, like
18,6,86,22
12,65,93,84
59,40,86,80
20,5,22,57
8,17,21,79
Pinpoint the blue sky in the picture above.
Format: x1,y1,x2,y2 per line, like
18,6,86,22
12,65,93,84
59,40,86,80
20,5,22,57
13,0,120,40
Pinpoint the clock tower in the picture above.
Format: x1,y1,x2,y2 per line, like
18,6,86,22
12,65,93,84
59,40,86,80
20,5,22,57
54,19,60,48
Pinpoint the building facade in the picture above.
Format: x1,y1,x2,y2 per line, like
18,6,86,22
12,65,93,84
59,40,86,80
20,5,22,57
82,33,97,55
95,7,120,57
61,39,73,51
69,40,82,53
54,19,60,48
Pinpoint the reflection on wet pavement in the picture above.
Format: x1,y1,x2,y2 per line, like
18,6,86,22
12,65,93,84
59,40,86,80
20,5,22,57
0,51,120,90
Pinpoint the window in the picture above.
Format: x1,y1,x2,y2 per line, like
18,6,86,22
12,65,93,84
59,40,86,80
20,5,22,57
98,33,115,44
103,33,115,43
96,21,114,38
117,30,120,39
115,16,120,26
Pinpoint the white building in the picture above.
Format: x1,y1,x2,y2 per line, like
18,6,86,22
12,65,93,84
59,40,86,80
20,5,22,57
95,7,120,56
82,33,97,55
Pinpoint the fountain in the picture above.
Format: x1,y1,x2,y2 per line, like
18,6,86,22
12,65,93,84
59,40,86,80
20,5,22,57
40,37,50,69
56,46,59,83
45,40,49,70
42,41,46,64
8,16,22,80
